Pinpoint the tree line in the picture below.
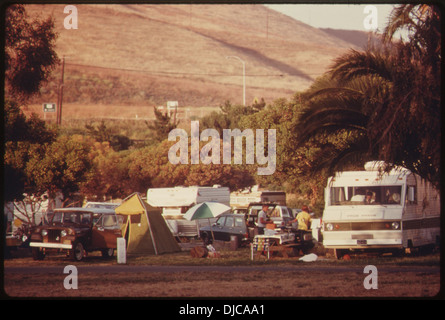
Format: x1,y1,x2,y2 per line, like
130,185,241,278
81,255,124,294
4,4,440,223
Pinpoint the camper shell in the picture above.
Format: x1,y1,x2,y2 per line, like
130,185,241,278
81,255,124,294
245,202,293,230
322,162,440,257
146,185,230,238
230,188,286,213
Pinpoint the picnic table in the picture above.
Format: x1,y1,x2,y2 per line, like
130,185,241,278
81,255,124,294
250,233,297,260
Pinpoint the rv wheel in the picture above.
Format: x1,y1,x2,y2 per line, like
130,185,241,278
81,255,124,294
334,249,347,260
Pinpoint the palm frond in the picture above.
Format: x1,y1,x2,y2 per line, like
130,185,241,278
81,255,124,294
383,4,416,42
330,48,393,84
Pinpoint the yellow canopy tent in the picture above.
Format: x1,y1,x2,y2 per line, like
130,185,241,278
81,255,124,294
115,193,181,255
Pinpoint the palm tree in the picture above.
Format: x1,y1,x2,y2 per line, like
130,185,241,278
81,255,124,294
296,5,440,188
297,47,393,174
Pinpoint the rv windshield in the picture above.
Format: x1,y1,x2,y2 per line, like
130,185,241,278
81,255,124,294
330,186,402,206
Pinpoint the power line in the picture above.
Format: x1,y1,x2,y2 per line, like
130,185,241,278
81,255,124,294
64,62,325,78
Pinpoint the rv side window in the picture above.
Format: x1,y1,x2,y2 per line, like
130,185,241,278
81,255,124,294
330,187,347,205
331,186,402,205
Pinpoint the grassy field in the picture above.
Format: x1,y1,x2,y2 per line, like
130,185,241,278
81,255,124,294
4,243,441,298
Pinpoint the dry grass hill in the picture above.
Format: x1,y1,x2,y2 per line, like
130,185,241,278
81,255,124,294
24,4,369,120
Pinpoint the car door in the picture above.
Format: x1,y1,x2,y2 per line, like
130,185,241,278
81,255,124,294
211,215,226,241
91,214,122,249
233,216,247,237
222,215,235,241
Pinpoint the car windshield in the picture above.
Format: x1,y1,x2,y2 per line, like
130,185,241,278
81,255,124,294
330,186,402,205
52,211,92,225
216,216,226,225
85,203,119,209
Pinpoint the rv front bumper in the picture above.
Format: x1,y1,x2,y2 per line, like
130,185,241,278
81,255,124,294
323,230,402,248
29,242,73,249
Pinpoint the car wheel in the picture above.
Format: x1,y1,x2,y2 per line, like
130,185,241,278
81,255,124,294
101,248,114,258
32,247,45,260
71,241,85,261
334,248,347,260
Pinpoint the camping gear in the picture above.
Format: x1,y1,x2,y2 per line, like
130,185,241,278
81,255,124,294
190,246,208,258
299,253,318,262
184,202,230,240
146,186,230,238
115,193,181,255
183,202,231,220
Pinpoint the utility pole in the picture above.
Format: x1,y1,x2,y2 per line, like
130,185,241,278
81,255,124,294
226,56,246,106
57,56,65,125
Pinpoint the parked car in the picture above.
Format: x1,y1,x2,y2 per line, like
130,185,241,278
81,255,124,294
199,213,249,246
29,207,122,261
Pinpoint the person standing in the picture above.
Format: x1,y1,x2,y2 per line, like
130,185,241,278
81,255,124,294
257,205,270,235
293,205,312,231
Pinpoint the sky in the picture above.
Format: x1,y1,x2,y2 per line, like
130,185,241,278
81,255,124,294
266,4,396,32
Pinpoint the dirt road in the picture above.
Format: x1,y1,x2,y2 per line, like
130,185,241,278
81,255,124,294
3,260,441,299
5,263,440,275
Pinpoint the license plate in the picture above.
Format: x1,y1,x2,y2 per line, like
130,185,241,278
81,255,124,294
357,239,367,245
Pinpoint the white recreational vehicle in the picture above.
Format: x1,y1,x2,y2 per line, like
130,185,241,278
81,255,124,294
322,162,440,258
146,185,230,238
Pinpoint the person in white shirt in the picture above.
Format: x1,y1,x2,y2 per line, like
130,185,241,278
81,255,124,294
257,205,270,235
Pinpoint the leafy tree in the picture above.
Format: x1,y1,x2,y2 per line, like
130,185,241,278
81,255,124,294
125,139,255,192
4,4,59,101
239,97,337,209
4,101,57,202
25,135,94,202
85,121,132,151
80,139,133,199
4,99,57,145
200,100,259,134
5,134,94,224
145,107,178,142
4,4,59,210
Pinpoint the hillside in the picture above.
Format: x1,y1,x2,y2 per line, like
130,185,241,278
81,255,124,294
23,4,368,119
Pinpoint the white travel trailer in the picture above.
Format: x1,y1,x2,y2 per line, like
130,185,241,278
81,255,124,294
146,185,230,238
322,162,440,258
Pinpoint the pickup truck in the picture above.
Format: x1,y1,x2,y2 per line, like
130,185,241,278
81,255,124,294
245,202,293,229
